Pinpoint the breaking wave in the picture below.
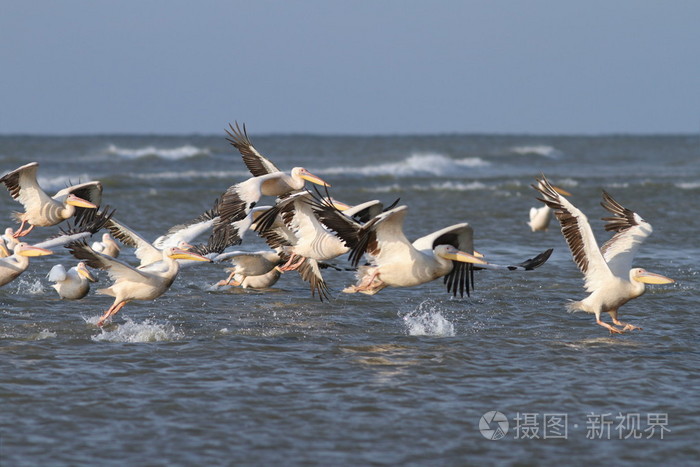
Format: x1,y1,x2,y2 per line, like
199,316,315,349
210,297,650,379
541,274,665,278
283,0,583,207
106,144,210,160
509,145,563,158
320,152,489,177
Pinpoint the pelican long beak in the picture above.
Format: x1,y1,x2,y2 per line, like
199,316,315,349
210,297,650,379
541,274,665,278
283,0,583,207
441,250,488,264
18,245,53,257
0,243,10,257
552,185,572,197
331,199,351,211
168,248,212,262
300,169,330,187
473,250,485,258
635,270,675,285
77,262,97,282
66,194,97,209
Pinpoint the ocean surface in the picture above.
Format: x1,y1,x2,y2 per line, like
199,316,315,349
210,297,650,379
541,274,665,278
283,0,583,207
0,132,698,466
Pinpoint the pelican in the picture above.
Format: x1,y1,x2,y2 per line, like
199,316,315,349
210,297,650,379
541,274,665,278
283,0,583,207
0,162,101,237
0,242,53,286
533,175,674,334
47,262,97,300
67,241,212,326
225,121,281,177
528,181,572,232
214,250,284,288
91,233,121,258
0,228,18,257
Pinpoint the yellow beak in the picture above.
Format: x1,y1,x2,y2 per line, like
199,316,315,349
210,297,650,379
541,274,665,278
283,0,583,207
635,271,675,285
168,248,212,262
300,169,330,187
18,245,53,257
77,263,97,282
441,250,488,264
66,194,98,209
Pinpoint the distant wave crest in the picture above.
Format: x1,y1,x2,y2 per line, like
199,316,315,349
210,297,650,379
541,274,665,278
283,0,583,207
510,145,563,158
107,144,210,160
321,152,489,178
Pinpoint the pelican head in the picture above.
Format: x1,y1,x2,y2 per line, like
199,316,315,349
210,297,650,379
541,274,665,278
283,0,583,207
65,194,98,209
76,262,97,282
166,247,212,262
434,244,487,264
14,242,53,257
631,268,675,285
291,167,330,187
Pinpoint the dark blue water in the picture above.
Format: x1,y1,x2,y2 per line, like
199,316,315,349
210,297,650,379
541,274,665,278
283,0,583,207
1,133,698,465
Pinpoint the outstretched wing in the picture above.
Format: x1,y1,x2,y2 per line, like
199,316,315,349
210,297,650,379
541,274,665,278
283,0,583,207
225,121,280,177
599,190,653,279
348,205,412,268
534,175,613,291
104,217,162,266
66,240,152,284
0,162,53,214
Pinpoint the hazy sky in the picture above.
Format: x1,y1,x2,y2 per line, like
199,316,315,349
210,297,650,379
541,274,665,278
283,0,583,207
2,1,699,135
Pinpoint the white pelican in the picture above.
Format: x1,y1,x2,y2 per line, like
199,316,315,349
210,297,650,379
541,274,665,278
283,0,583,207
528,181,572,232
214,250,284,287
534,175,674,334
47,262,97,300
0,162,101,237
331,205,487,294
67,241,212,326
0,242,53,286
91,233,121,258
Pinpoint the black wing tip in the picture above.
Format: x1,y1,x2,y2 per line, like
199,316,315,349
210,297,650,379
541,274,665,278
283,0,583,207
519,248,554,270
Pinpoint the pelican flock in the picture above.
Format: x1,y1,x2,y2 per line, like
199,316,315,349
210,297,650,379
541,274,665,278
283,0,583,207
0,123,676,334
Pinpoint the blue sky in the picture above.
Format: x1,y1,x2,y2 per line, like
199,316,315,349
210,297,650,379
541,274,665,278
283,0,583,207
1,1,699,135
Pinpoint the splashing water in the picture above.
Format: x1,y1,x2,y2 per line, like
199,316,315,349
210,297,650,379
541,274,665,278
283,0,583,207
91,317,184,343
401,301,455,337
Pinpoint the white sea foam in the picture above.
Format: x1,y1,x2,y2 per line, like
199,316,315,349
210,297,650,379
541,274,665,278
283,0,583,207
106,144,210,160
365,181,489,193
321,152,489,178
91,317,183,343
676,181,700,189
34,329,57,340
510,145,563,158
402,301,455,337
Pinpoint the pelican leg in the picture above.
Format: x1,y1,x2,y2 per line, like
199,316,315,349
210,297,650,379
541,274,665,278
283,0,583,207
596,318,624,334
351,269,382,292
612,318,642,332
13,222,34,238
216,270,238,286
97,301,127,327
278,253,298,271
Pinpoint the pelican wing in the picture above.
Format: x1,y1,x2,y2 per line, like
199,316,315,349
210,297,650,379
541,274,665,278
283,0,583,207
47,264,68,282
105,217,163,266
67,241,152,284
225,121,280,177
534,176,613,292
153,199,219,249
296,258,331,301
349,206,412,268
308,192,363,250
36,206,115,250
0,162,53,214
54,181,103,204
599,191,653,279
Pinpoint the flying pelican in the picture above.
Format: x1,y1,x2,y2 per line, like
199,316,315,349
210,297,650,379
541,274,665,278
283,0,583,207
0,162,101,237
91,233,121,258
0,242,53,286
67,241,212,326
213,250,284,287
47,262,97,300
533,175,674,334
0,206,113,287
528,181,572,232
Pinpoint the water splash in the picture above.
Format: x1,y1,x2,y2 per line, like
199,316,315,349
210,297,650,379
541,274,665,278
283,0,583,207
34,329,57,340
91,317,183,343
13,279,45,295
401,301,455,337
